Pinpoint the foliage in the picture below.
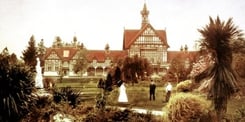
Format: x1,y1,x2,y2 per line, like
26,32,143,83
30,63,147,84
168,52,193,83
52,36,63,47
166,93,212,122
196,16,242,121
95,93,107,110
83,108,159,122
22,96,54,122
22,35,38,71
121,55,152,84
176,80,193,92
43,77,55,89
0,49,36,122
53,87,81,108
37,39,46,57
234,105,245,121
73,43,88,75
190,52,214,78
233,53,245,78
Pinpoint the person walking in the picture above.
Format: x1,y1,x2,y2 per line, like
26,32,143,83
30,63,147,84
165,82,172,102
149,80,156,101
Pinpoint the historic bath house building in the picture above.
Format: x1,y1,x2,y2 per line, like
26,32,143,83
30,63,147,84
43,3,194,78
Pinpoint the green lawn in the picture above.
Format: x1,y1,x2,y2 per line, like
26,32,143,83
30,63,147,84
54,80,245,119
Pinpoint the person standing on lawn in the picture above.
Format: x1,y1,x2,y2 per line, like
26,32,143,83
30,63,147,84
118,82,128,103
165,82,172,102
149,80,156,101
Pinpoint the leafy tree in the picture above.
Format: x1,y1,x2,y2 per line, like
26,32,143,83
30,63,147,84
230,35,245,78
233,53,245,78
22,35,38,71
0,49,35,121
168,55,185,83
52,36,63,47
121,55,152,85
195,16,242,121
37,39,46,73
37,39,46,58
73,43,88,75
168,52,193,83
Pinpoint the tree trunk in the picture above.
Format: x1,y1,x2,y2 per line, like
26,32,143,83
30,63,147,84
215,97,227,122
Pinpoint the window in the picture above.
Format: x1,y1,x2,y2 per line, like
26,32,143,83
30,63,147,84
63,50,69,57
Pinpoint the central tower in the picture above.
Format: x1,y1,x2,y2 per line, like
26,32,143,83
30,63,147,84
141,3,149,28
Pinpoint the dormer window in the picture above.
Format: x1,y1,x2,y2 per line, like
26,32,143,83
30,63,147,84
63,50,69,57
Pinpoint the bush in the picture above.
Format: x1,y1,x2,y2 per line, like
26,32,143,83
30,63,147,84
43,77,55,89
0,52,36,121
83,108,160,122
166,93,212,122
53,87,81,108
176,80,193,92
22,96,55,122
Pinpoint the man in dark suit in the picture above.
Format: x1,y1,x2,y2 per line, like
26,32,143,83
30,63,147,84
149,80,156,101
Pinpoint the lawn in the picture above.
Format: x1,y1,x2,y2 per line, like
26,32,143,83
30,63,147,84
54,79,245,120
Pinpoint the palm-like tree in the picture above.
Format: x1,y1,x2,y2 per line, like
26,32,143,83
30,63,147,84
195,16,242,121
0,49,36,121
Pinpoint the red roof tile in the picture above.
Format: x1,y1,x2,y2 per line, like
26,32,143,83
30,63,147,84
167,51,198,63
87,50,127,62
123,24,169,50
45,47,128,63
44,47,78,61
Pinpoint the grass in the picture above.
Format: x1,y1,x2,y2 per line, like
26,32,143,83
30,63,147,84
54,79,245,119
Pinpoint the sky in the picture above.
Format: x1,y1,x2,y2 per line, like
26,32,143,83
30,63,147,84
0,0,245,58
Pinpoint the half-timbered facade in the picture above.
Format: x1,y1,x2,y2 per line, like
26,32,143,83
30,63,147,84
123,3,169,71
43,45,127,77
42,3,197,78
43,47,79,77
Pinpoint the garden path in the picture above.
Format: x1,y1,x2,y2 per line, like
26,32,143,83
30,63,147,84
116,106,165,116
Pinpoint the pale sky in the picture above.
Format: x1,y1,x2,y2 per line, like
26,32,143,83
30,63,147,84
0,0,245,58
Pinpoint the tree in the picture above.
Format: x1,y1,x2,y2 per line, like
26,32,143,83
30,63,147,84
0,49,36,121
37,39,46,73
52,36,63,47
195,16,242,121
230,35,245,78
168,55,185,83
168,52,193,83
121,55,152,85
73,43,88,76
37,39,46,58
22,35,38,71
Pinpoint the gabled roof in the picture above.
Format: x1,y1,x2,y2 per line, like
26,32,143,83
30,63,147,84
123,23,169,50
44,47,128,63
44,47,79,61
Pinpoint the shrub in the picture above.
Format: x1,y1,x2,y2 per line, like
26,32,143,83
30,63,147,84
43,77,55,89
166,93,212,122
226,105,245,122
176,80,193,92
22,96,55,122
0,53,36,121
53,87,81,107
83,108,159,122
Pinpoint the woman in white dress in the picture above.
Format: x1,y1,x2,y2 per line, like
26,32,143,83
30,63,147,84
118,83,128,103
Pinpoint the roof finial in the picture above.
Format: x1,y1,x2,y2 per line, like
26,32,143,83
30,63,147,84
141,2,149,27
